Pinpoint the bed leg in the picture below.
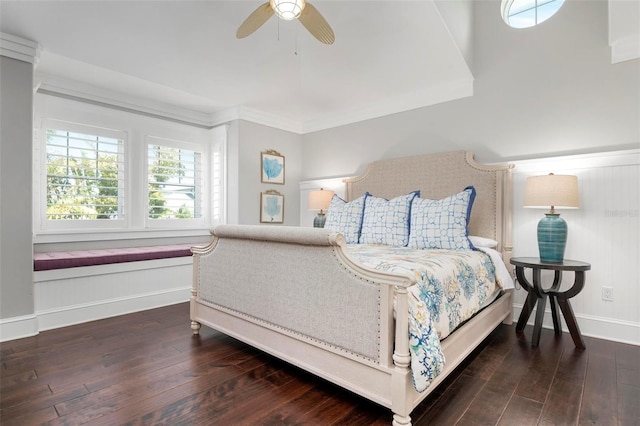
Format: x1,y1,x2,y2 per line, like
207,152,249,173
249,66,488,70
392,413,411,426
502,289,514,325
190,320,201,335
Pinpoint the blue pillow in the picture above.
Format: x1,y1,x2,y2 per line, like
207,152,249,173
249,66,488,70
360,191,420,246
324,193,368,244
408,186,476,250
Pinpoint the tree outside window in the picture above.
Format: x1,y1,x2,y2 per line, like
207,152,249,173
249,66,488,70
46,129,123,220
147,144,201,220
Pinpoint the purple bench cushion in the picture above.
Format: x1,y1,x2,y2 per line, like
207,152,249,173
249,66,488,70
34,244,194,271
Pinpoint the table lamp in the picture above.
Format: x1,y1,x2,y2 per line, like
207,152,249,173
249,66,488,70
523,173,579,263
308,188,334,228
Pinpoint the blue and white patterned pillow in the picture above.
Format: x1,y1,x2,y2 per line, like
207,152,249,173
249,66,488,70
408,186,476,250
360,191,420,246
324,193,368,244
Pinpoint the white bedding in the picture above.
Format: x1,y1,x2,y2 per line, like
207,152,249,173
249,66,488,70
477,246,515,290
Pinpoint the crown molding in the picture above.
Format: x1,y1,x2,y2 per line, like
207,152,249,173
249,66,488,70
207,78,474,134
233,106,303,134
34,72,306,133
0,32,40,65
35,72,214,129
611,34,640,64
32,70,474,136
300,78,474,134
510,149,640,173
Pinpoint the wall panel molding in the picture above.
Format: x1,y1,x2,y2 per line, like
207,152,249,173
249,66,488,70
512,149,640,346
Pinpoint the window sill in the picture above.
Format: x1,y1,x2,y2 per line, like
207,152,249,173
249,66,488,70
33,228,212,244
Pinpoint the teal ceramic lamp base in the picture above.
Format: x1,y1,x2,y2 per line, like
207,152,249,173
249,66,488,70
537,213,567,263
313,211,326,228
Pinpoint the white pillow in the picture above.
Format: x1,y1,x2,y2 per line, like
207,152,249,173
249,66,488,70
324,194,368,244
469,235,498,249
360,191,420,246
408,186,476,250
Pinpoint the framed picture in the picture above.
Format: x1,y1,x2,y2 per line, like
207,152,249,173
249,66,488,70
261,150,285,184
260,190,284,223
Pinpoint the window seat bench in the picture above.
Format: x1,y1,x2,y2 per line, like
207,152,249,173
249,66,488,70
33,244,194,271
31,243,196,334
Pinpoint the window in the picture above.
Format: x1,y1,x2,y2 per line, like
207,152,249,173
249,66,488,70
41,121,126,229
146,138,203,225
501,0,565,29
35,97,227,238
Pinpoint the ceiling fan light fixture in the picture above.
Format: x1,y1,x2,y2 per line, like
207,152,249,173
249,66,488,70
270,0,306,20
237,0,334,44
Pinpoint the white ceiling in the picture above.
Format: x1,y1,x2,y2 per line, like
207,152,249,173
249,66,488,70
1,1,474,133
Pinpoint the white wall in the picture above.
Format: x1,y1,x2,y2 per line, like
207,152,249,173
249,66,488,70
300,0,639,180
434,0,474,72
228,120,302,226
511,150,639,345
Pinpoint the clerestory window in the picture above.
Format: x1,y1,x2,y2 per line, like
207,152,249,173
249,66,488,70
501,0,565,29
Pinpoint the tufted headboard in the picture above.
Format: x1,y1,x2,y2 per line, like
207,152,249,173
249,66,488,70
344,151,514,259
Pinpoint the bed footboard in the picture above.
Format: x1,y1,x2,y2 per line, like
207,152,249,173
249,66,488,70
190,224,511,426
191,224,415,370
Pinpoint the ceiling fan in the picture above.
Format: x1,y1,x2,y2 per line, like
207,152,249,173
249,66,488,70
236,0,335,45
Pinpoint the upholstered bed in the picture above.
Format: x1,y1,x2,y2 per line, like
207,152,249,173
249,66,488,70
190,151,514,425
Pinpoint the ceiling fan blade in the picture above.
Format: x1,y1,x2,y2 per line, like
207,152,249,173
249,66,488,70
236,2,274,39
298,2,335,45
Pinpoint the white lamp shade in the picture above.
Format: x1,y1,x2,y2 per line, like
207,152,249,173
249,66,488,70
270,0,306,20
308,189,334,211
523,174,579,209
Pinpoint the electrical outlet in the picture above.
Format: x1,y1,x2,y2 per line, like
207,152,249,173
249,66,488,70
602,286,614,301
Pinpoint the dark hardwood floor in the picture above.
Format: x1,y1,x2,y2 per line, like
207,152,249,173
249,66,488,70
1,302,638,425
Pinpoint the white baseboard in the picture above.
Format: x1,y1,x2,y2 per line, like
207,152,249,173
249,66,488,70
0,314,39,342
36,286,190,332
0,287,190,342
512,303,640,346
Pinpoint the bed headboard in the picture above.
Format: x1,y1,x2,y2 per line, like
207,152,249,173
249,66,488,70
344,151,514,257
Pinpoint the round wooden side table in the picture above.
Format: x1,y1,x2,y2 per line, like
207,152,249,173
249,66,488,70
510,257,591,349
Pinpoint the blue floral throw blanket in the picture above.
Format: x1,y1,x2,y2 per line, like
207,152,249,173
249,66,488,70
346,245,501,392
